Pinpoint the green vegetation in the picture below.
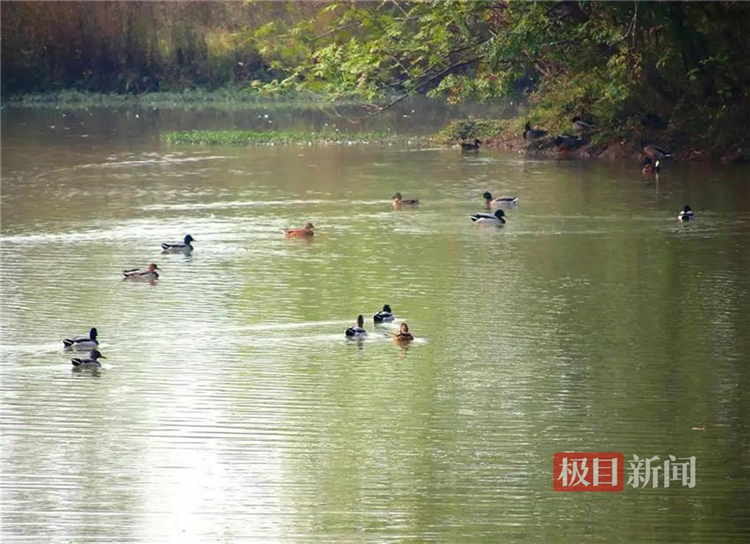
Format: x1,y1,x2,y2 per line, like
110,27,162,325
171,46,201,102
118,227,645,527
163,130,431,147
4,1,749,159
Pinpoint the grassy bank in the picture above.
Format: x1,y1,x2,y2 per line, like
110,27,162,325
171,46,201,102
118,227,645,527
2,89,358,110
163,130,432,147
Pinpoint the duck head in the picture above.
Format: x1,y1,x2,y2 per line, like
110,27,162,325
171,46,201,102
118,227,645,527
399,322,410,334
683,205,692,213
483,191,493,202
304,222,315,230
90,350,106,360
524,121,531,131
356,315,364,328
147,263,160,272
494,209,506,219
184,234,195,244
89,327,98,340
392,192,402,201
474,139,481,146
572,115,583,123
383,304,392,313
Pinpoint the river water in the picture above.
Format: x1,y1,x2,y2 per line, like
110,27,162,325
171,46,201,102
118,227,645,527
1,102,749,542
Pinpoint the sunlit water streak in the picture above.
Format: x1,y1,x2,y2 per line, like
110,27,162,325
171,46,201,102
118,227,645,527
2,107,749,543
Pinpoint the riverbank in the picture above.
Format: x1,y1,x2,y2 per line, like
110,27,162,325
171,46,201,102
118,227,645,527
437,119,749,164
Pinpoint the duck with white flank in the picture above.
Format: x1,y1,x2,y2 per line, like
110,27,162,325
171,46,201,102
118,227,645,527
345,315,367,338
63,327,99,350
122,262,160,281
373,305,394,323
483,192,518,209
71,349,106,369
678,205,695,221
161,234,195,254
471,209,506,225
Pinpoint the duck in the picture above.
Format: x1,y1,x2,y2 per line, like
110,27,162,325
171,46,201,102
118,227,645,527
553,134,585,150
523,121,547,140
345,315,367,338
63,327,98,350
572,116,595,133
483,192,518,208
373,304,394,323
285,222,315,238
392,192,419,208
161,234,195,254
393,322,414,343
71,349,106,369
643,144,671,162
678,205,694,221
470,209,506,225
460,138,481,151
642,157,661,174
122,262,160,281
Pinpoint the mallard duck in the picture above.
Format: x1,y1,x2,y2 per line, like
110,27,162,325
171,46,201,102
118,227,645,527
393,322,414,343
285,222,315,238
161,234,195,254
392,192,419,208
460,138,481,151
483,192,518,208
470,209,506,225
345,315,367,338
572,116,595,133
643,144,671,161
63,327,98,350
553,134,584,150
642,157,661,174
523,121,547,140
123,262,159,281
678,205,694,221
373,304,394,323
71,349,106,369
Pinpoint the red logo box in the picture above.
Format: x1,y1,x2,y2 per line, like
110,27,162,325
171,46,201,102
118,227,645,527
553,452,624,491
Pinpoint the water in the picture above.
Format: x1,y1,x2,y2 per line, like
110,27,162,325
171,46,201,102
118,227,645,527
2,104,749,542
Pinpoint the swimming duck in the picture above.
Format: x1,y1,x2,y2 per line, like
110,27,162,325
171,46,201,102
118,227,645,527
393,322,414,343
71,349,106,369
373,304,394,323
553,134,585,150
285,222,315,238
483,192,518,208
460,139,481,151
523,121,547,140
678,205,694,221
345,315,367,338
122,262,160,281
161,234,195,254
470,209,506,225
63,327,98,350
572,116,595,133
643,144,671,162
642,157,661,174
392,192,419,208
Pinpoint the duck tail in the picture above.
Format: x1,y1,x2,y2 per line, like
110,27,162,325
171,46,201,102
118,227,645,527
161,243,170,251
63,339,73,347
71,359,82,366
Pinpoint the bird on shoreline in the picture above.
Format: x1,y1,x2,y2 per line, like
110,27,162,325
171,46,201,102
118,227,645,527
471,209,506,225
643,144,671,162
553,134,584,151
572,116,595,133
63,328,98,350
71,349,106,369
642,157,661,174
123,262,160,281
285,222,315,238
523,121,547,140
161,234,195,254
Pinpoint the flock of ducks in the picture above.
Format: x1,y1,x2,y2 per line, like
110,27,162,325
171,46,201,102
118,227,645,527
63,133,696,368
